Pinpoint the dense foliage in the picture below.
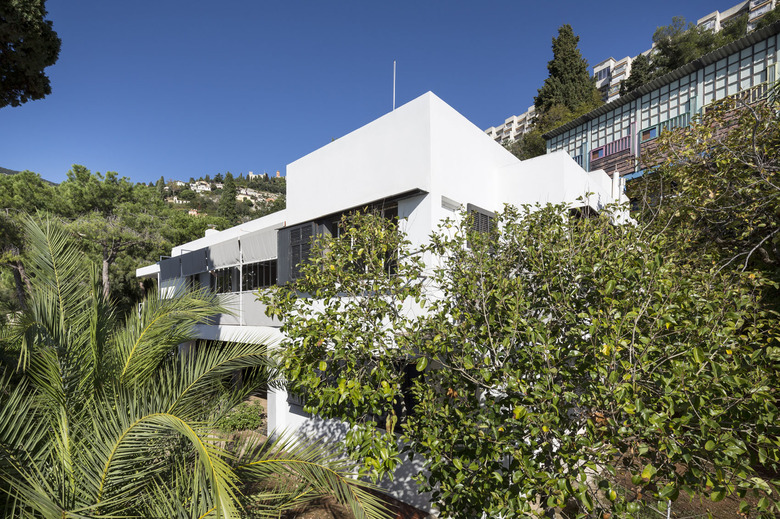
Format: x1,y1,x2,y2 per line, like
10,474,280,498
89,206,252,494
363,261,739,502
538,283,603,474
632,90,780,275
0,0,61,108
262,99,780,517
218,172,239,226
263,205,779,518
0,217,389,518
619,53,652,96
534,24,601,114
217,400,266,433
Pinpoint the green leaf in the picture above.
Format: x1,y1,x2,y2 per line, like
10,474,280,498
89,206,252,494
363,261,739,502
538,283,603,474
641,463,657,481
710,487,726,502
416,357,428,372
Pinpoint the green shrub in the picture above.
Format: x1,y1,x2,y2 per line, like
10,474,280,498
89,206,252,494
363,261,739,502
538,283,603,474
217,400,265,432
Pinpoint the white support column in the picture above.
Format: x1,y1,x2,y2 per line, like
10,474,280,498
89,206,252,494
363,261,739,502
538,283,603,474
611,170,620,202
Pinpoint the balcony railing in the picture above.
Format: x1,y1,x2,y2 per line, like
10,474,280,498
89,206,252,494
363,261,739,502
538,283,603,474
590,135,632,163
750,0,770,9
749,4,772,20
657,112,690,133
604,135,631,156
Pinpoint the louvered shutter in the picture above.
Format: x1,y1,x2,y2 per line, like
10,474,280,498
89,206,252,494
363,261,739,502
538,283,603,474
289,222,315,280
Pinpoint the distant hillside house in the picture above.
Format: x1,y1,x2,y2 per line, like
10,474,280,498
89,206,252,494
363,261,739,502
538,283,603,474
191,181,212,193
239,187,259,197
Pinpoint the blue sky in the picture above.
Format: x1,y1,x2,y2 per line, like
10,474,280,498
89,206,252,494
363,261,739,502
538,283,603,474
2,0,729,185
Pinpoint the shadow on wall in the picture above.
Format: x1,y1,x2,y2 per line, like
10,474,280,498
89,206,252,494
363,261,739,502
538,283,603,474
296,416,434,513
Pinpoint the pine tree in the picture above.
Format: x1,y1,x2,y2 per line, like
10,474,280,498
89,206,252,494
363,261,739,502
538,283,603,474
218,171,238,225
534,24,600,114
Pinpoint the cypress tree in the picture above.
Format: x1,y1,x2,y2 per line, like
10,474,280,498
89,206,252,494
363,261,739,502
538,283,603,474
218,172,238,225
155,175,165,198
534,24,600,114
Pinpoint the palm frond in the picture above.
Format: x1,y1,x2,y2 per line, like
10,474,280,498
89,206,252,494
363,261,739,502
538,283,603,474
81,263,116,394
19,216,92,371
161,335,281,420
112,288,222,384
234,433,392,519
1,216,393,519
84,388,241,519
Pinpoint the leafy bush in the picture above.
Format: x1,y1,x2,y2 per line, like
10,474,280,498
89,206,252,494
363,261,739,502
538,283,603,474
218,400,266,432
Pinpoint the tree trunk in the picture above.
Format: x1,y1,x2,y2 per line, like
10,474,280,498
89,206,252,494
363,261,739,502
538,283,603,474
11,261,28,311
102,257,111,300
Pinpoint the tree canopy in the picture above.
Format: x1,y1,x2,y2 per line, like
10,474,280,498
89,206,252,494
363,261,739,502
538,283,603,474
0,0,61,108
621,13,750,94
535,24,601,114
218,171,239,226
262,202,779,518
507,24,601,161
754,5,780,30
619,53,652,96
632,86,780,278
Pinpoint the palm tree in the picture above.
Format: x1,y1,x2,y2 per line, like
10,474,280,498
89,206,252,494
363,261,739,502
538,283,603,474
0,216,388,519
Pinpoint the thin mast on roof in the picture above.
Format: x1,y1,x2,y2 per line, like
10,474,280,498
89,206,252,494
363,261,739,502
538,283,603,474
393,60,396,111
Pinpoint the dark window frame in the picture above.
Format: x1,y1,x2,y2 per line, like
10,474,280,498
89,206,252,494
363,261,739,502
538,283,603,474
242,259,278,291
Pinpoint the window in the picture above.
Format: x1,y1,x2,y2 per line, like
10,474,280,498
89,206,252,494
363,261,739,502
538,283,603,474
640,127,657,142
369,362,422,430
467,203,495,234
289,222,316,281
591,147,605,160
569,206,598,219
595,68,611,81
242,259,278,291
212,267,238,293
186,274,201,289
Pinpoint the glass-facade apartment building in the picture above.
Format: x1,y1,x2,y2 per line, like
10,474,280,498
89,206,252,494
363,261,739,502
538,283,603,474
544,22,779,177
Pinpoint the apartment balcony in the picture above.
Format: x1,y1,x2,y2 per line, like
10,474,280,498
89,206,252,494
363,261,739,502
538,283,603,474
750,0,771,9
749,4,773,20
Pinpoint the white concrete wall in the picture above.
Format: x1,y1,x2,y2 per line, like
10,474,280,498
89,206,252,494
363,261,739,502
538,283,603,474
496,151,620,211
285,94,435,226
428,92,520,227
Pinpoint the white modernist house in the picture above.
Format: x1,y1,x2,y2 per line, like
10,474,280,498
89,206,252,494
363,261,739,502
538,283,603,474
137,91,627,509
